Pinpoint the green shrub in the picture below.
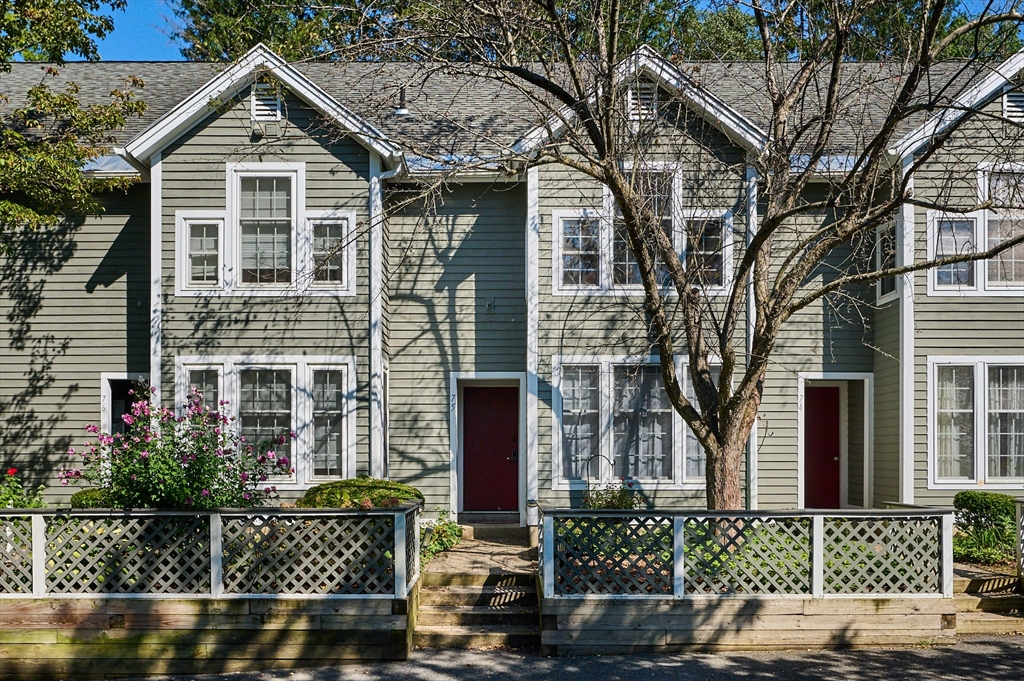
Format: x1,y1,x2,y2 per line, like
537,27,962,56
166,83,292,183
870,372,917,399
0,468,44,508
295,476,424,509
421,510,462,562
953,491,1017,565
70,488,112,509
582,480,643,509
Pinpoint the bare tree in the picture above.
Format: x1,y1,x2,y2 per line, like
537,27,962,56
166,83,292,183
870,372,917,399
319,0,1024,509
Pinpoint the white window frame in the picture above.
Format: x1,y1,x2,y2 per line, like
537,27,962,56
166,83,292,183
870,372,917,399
550,167,733,297
876,221,899,304
550,354,708,492
305,208,358,296
927,355,1024,490
174,355,357,489
180,364,224,410
175,211,226,295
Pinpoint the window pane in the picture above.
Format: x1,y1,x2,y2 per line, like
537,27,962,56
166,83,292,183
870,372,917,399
313,369,346,477
240,176,291,220
239,369,292,462
561,365,601,481
935,219,975,286
613,365,673,480
988,171,1024,208
313,221,346,283
561,218,600,287
878,223,897,296
685,218,725,287
613,172,672,288
188,223,219,284
241,222,291,283
188,369,219,411
988,366,1024,479
936,365,975,480
987,218,1024,285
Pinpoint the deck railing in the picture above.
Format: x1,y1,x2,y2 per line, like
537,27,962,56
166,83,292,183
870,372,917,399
538,506,954,599
0,503,421,599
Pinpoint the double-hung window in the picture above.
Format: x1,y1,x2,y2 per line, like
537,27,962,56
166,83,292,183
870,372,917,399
240,176,293,285
930,357,1024,487
175,356,356,487
553,356,714,489
927,166,1024,294
876,221,898,302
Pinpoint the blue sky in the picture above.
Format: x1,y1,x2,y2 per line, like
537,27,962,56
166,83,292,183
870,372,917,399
94,0,183,61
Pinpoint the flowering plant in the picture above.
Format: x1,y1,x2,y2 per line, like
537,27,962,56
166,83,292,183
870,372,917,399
59,388,294,509
582,478,643,510
0,468,45,508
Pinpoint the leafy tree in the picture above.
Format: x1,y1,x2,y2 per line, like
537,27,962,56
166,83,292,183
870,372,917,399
1,0,146,252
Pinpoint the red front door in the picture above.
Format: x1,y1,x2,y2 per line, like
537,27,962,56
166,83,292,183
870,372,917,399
462,386,519,512
804,386,842,509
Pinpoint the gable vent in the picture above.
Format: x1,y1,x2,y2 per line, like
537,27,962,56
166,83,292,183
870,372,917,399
628,82,658,121
1003,88,1024,121
251,83,281,122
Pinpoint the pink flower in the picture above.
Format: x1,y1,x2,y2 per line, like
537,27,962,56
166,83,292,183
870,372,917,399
121,414,134,425
85,424,99,434
201,489,210,497
288,431,297,439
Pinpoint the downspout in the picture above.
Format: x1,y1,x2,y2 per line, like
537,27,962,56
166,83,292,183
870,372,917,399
369,158,403,479
744,162,760,510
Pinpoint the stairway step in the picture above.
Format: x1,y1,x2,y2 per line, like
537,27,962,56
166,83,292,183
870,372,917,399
955,592,1024,614
422,572,535,587
957,611,1024,635
953,574,1021,594
414,624,540,649
417,605,538,627
420,585,538,607
459,523,530,543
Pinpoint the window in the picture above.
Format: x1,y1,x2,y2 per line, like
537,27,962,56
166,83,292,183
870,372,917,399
188,223,220,286
175,356,356,486
240,176,292,284
987,217,1024,285
312,221,346,283
560,216,601,287
930,357,1024,487
102,376,148,435
934,217,976,288
876,222,898,301
685,216,726,288
553,357,711,488
612,171,673,287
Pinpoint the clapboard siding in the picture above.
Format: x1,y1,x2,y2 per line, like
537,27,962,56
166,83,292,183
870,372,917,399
386,183,527,510
873,298,901,506
159,92,373,492
0,186,150,501
910,93,1024,506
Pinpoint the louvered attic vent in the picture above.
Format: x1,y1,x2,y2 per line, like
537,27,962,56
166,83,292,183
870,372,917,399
1003,88,1024,122
251,83,281,122
628,81,658,121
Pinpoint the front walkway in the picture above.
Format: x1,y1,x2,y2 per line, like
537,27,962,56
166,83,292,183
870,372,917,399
424,529,537,575
129,636,1024,680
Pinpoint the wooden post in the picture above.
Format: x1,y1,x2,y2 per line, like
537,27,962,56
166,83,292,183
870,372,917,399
673,515,685,599
394,510,407,598
209,512,223,597
1016,500,1023,581
31,514,46,597
941,512,954,597
542,512,554,599
811,515,824,598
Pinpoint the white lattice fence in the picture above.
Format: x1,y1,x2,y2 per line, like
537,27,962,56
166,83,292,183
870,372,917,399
221,514,396,595
405,508,418,592
46,515,211,594
823,517,941,594
0,516,33,594
551,516,673,595
683,516,812,595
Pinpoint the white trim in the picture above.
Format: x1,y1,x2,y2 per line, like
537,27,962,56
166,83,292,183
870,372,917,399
305,208,358,297
100,372,151,434
550,354,707,492
926,355,1024,490
173,355,358,489
797,373,874,509
744,163,759,509
899,162,915,504
526,167,540,525
550,207,603,296
174,211,227,296
876,221,899,305
448,372,529,526
123,44,400,166
893,47,1024,158
150,152,163,407
923,209,1023,296
250,83,282,122
369,153,385,478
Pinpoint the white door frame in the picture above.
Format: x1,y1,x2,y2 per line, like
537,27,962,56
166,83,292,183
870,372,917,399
100,372,151,433
797,372,874,509
449,372,528,526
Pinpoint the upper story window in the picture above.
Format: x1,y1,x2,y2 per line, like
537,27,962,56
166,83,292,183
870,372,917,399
174,162,357,297
551,168,733,296
926,165,1024,296
876,221,898,303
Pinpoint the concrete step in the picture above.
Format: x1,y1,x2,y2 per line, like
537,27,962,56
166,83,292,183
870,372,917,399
417,605,539,627
956,592,1024,614
413,624,540,649
422,572,535,587
459,523,530,543
953,574,1021,594
957,611,1024,635
419,585,538,607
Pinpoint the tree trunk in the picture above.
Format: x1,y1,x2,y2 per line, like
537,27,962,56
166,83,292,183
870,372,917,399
705,437,745,510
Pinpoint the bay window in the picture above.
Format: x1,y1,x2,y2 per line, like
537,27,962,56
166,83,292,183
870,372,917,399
930,357,1024,486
